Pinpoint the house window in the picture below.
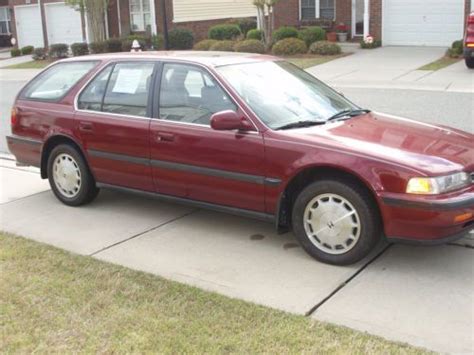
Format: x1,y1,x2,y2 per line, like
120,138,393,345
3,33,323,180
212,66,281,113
0,7,11,35
130,0,151,32
300,0,335,20
301,0,316,19
319,0,335,19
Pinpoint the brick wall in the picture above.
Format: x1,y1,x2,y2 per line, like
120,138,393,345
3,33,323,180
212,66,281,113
370,0,382,40
335,0,351,34
273,0,300,28
465,0,472,29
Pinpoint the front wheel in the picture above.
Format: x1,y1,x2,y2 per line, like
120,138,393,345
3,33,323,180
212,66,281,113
465,57,474,69
292,179,381,265
47,144,99,206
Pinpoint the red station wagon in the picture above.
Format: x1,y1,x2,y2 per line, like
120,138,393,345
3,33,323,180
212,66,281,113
7,52,474,265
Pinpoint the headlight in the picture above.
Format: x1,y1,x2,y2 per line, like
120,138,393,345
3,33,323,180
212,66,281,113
406,172,470,195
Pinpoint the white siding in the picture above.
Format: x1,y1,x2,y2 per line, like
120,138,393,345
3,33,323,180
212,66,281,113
173,0,256,23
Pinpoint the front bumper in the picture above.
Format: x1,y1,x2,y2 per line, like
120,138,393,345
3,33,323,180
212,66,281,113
380,185,474,244
464,47,474,58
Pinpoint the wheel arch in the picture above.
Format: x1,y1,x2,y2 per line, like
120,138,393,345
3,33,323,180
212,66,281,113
40,134,90,179
276,165,383,231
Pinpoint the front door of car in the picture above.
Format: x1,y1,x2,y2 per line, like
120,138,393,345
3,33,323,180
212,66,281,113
75,61,156,191
149,62,265,212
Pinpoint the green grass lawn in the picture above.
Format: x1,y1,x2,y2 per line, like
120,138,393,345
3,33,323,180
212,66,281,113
286,53,350,69
0,232,430,354
418,56,461,71
2,60,51,69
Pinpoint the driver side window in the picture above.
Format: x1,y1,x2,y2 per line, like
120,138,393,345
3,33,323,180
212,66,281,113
159,63,236,126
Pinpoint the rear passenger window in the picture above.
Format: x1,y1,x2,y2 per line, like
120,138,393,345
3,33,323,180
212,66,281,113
102,62,155,117
22,61,97,101
77,65,113,111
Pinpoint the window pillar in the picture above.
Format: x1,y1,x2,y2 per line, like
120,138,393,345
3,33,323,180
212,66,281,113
363,0,370,38
149,0,157,35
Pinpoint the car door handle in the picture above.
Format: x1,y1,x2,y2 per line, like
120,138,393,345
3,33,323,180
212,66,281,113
156,132,175,142
79,122,93,132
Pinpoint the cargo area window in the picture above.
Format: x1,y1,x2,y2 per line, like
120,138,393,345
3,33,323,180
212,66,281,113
22,61,98,101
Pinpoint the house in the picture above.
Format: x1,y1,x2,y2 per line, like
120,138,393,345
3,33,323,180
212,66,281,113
2,0,474,49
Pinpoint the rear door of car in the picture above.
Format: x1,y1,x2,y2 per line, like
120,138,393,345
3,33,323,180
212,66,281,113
74,60,157,191
149,61,266,212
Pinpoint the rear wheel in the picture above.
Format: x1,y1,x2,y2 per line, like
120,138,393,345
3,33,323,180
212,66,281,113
292,179,381,265
466,58,474,69
47,144,99,206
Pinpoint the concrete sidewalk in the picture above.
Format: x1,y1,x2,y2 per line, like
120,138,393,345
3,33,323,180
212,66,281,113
0,156,473,354
308,46,474,93
0,54,33,68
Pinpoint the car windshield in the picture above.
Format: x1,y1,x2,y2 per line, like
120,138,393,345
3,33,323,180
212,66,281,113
216,61,359,130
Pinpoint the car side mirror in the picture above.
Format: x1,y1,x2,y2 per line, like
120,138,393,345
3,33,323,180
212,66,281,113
210,110,254,131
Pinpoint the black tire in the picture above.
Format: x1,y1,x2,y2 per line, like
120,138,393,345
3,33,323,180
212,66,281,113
466,58,474,69
292,178,381,265
47,144,99,206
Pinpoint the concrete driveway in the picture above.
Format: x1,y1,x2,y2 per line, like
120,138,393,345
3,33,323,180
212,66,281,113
308,46,474,93
1,156,473,354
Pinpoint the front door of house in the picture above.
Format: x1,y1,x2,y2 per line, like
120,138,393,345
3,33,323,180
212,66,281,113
352,0,365,37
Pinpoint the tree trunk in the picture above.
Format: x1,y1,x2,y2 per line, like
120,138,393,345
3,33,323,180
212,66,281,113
86,0,106,42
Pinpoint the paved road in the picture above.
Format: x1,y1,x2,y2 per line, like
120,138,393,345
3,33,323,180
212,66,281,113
341,88,474,133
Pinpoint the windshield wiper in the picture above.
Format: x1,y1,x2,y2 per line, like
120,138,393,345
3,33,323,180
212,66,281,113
275,120,325,130
326,109,371,122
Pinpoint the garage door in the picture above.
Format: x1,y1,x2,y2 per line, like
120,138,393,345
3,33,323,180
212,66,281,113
45,3,83,46
383,0,465,46
14,5,44,48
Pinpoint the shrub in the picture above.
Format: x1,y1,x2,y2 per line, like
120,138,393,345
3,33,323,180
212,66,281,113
168,28,194,49
71,42,89,56
299,26,326,46
272,38,307,56
234,39,265,54
360,38,382,49
309,41,341,55
151,34,164,50
209,40,236,52
89,41,107,54
272,26,299,42
193,39,219,51
208,24,242,40
246,29,263,41
126,34,150,48
106,38,123,52
20,45,34,55
121,40,133,52
236,18,257,36
32,47,47,60
49,43,69,58
447,40,463,57
10,48,21,57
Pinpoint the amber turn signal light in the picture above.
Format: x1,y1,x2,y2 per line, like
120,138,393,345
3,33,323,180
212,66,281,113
454,212,473,223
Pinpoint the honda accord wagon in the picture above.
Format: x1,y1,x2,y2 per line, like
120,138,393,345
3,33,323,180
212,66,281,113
7,52,474,265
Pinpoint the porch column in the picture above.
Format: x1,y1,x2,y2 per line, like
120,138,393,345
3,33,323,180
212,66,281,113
150,0,157,35
363,0,370,38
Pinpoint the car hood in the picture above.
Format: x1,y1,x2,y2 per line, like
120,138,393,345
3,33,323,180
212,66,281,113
280,112,474,175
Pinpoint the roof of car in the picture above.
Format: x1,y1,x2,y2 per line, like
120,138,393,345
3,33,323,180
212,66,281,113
62,51,280,67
